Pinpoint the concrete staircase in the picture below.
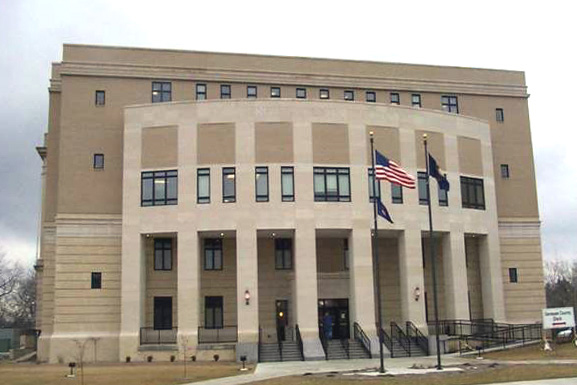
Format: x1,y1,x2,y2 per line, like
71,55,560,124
259,341,303,362
325,339,371,360
389,337,428,358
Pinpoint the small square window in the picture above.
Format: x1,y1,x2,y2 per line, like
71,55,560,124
271,87,281,98
390,93,400,105
496,108,504,122
344,90,354,101
509,267,518,283
441,95,459,113
152,82,172,103
91,272,102,289
366,91,376,103
220,84,231,99
501,164,510,179
412,94,421,107
196,84,207,100
296,88,307,99
247,86,257,98
319,89,330,99
93,154,104,169
95,90,105,106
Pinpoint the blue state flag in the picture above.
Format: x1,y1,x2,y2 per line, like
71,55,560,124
377,198,394,224
428,154,450,191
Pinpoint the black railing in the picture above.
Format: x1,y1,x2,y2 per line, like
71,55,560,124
391,321,410,356
406,321,429,356
140,327,178,345
318,327,328,360
353,322,372,356
295,324,304,361
379,326,393,357
341,338,350,359
277,326,284,361
458,323,542,354
198,325,238,343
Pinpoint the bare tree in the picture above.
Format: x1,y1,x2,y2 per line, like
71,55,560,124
0,252,20,299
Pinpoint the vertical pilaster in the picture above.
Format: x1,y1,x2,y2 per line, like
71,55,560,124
177,231,200,353
398,229,427,329
479,234,506,321
442,231,470,319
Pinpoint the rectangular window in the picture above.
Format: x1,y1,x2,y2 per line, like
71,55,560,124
509,268,518,283
344,90,354,101
204,238,223,270
222,167,236,203
220,84,231,99
275,238,292,270
154,297,173,330
500,164,510,179
141,170,178,206
270,87,281,98
196,83,207,100
296,88,307,99
205,296,223,329
91,272,102,289
441,95,459,113
390,92,400,105
247,85,257,98
93,154,104,169
438,184,448,207
281,166,295,202
314,167,350,202
412,94,421,107
95,90,105,106
366,91,376,103
460,176,485,210
319,89,330,99
154,238,173,271
496,108,504,122
197,168,210,203
152,81,172,103
368,168,381,202
391,183,403,204
255,166,269,202
343,239,349,270
418,172,429,205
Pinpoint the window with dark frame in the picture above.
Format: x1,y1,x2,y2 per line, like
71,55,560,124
95,90,105,106
390,92,400,105
314,167,351,202
91,272,102,289
204,238,223,270
418,172,429,205
197,168,210,203
281,166,295,202
496,108,504,122
154,297,173,330
343,238,349,271
368,168,381,202
344,90,354,101
509,267,518,283
154,238,173,271
275,238,292,270
366,91,376,102
205,296,223,329
438,184,449,207
296,88,307,99
441,95,459,113
319,89,330,99
222,167,236,203
93,154,104,169
460,176,485,210
412,94,422,107
270,87,281,98
196,83,207,100
247,85,257,98
255,167,269,202
141,170,178,206
220,84,231,99
391,183,403,204
152,81,172,103
501,164,510,179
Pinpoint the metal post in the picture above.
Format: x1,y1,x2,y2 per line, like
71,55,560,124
369,132,385,373
424,134,442,370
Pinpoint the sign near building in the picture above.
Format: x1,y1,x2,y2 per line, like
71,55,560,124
542,307,575,329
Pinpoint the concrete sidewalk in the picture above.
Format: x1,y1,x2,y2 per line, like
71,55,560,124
485,378,577,385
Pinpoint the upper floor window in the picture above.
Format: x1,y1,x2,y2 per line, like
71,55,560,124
93,154,104,170
441,95,459,113
343,239,349,271
391,183,403,204
196,83,207,100
197,168,210,203
271,87,281,98
91,272,102,289
496,108,504,122
314,167,350,202
500,164,510,179
344,90,354,101
368,168,381,202
366,91,376,103
412,94,422,107
509,267,518,283
152,82,172,103
154,238,173,270
460,176,485,210
319,89,330,99
220,84,231,99
204,238,223,270
141,170,177,206
223,167,236,203
418,172,428,205
247,85,257,98
255,166,269,202
438,184,448,207
275,238,292,270
296,88,307,99
95,90,105,106
281,166,295,202
390,92,400,105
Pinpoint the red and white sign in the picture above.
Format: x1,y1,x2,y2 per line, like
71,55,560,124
542,307,575,329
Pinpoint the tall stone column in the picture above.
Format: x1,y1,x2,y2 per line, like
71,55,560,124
398,229,427,329
479,234,506,321
177,230,200,354
442,231,470,319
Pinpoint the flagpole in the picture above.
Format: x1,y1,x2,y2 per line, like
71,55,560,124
370,131,385,373
424,133,442,370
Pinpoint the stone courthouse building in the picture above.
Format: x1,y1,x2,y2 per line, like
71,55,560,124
34,44,545,363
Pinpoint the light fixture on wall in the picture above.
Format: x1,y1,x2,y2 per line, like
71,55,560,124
414,286,421,302
244,290,251,305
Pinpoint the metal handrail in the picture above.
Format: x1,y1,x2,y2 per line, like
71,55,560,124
391,321,410,356
406,321,429,356
295,324,304,361
140,327,178,345
277,326,284,361
353,322,371,356
340,338,350,359
318,327,328,360
379,326,393,357
457,323,542,354
198,325,238,343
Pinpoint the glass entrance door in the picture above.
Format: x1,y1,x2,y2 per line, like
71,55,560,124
318,298,349,339
276,300,288,341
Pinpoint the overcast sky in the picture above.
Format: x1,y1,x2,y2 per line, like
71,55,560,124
0,0,575,267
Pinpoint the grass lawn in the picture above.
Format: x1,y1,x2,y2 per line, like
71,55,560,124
0,361,252,385
483,341,577,361
250,364,577,385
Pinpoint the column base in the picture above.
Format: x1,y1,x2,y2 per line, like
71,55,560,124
303,337,325,361
236,342,258,363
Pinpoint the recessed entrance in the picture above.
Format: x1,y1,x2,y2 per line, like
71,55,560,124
318,298,349,339
276,300,289,341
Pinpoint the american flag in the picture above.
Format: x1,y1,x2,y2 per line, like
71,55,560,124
374,150,416,189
